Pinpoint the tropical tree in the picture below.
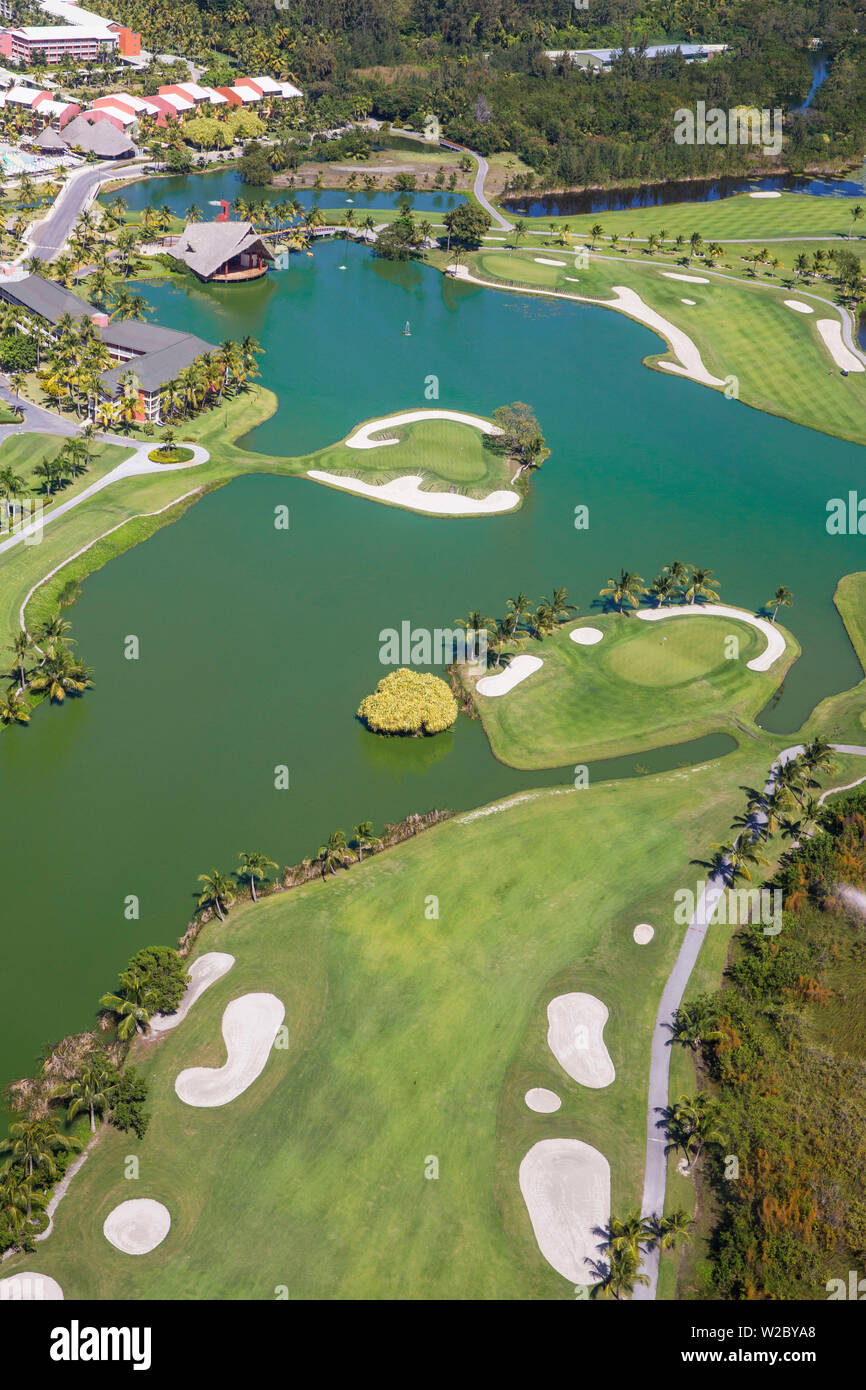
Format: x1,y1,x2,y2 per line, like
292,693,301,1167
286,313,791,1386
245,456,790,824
0,688,30,725
588,1246,649,1300
236,850,277,903
318,830,351,878
599,569,646,611
684,566,720,604
848,204,863,239
589,222,604,249
54,1060,116,1133
512,217,527,249
0,1114,79,1184
549,587,577,623
767,585,793,623
351,821,380,862
27,647,92,702
506,592,531,630
197,869,236,922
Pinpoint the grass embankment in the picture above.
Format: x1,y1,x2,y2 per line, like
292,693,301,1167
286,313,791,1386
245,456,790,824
473,612,797,769
802,573,866,746
457,245,866,449
0,432,128,509
3,737,794,1300
302,413,518,499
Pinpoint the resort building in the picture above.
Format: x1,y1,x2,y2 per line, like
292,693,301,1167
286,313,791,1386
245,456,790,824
0,25,119,63
45,108,135,154
545,43,729,70
167,220,276,283
0,274,216,423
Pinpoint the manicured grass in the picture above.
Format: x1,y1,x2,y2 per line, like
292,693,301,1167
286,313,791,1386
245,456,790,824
3,737,795,1300
472,612,797,768
513,190,866,244
461,246,866,449
0,432,129,507
148,446,195,464
302,413,517,498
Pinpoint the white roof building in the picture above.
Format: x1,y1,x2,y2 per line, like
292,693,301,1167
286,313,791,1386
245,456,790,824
92,102,136,125
36,0,114,29
229,84,262,103
158,92,194,112
5,85,41,106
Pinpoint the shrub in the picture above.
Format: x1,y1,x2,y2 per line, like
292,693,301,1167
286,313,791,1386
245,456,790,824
357,668,458,735
127,945,189,1014
109,1068,150,1139
0,333,37,371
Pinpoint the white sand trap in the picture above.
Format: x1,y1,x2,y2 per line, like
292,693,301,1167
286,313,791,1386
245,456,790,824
476,654,543,697
519,1139,611,1284
535,257,566,266
525,1087,562,1113
547,993,615,1088
570,626,604,646
633,923,655,944
103,1199,171,1255
565,276,581,282
636,602,786,672
175,992,285,1107
816,319,865,372
749,190,781,198
663,272,709,283
609,286,725,387
344,409,502,450
307,471,519,516
0,1271,64,1300
150,952,235,1033
681,298,696,305
785,299,813,314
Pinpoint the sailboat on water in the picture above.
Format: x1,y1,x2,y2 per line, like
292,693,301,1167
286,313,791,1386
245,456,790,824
402,321,411,336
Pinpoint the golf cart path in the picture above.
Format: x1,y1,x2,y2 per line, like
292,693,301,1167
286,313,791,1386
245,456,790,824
634,741,866,1299
0,441,209,555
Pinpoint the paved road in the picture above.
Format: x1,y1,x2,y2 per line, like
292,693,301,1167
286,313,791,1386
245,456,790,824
27,160,141,263
633,741,866,1299
471,153,512,231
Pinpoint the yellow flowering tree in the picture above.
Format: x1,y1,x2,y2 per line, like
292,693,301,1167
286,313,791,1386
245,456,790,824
357,669,458,735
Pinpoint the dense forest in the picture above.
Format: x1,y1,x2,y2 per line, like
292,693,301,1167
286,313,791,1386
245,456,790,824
98,0,866,189
681,788,866,1299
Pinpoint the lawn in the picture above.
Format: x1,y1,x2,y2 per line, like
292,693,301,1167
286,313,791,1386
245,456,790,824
511,190,866,244
471,612,798,768
0,432,129,510
302,412,518,498
2,736,794,1301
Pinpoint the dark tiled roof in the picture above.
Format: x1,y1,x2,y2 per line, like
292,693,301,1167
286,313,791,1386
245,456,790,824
0,275,92,322
100,335,215,395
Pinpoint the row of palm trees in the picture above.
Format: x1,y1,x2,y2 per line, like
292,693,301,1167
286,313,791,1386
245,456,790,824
690,737,837,890
454,589,578,667
1,613,93,726
599,562,794,622
589,1207,693,1299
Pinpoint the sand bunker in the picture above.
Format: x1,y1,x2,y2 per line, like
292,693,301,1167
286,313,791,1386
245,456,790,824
103,1199,171,1255
525,1087,562,1113
344,409,502,449
476,654,543,697
749,190,782,198
547,993,615,1088
609,286,725,387
633,923,655,944
307,471,519,516
519,1138,611,1284
636,602,786,672
570,626,604,646
816,319,865,372
175,992,285,1107
0,1271,64,1300
681,298,696,305
535,257,566,266
663,272,709,283
785,300,813,314
150,952,235,1033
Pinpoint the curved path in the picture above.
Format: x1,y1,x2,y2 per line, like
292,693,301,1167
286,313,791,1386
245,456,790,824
344,408,502,449
0,442,209,556
25,159,142,263
634,742,866,1299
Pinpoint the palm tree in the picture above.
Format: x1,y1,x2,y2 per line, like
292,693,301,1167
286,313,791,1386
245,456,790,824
99,972,152,1041
28,648,92,702
599,569,646,611
237,850,277,903
351,821,380,862
185,203,204,223
801,736,835,779
767,585,793,623
684,566,720,604
664,560,691,597
649,572,676,606
794,252,810,280
54,1060,116,1132
490,611,518,666
506,593,530,630
688,231,704,264
549,587,578,623
589,223,604,249
649,1210,693,1251
531,601,557,638
318,830,351,878
848,204,863,239
588,1246,649,1300
0,1114,79,1184
512,217,527,249
197,869,236,921
0,688,30,724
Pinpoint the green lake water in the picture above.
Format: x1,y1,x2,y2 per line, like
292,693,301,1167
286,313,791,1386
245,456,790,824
2,184,866,1108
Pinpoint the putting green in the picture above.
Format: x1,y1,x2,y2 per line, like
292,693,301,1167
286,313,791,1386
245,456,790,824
472,613,797,768
605,615,755,688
